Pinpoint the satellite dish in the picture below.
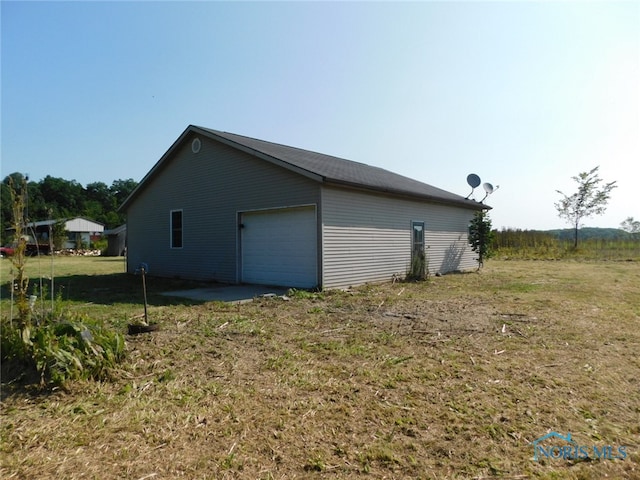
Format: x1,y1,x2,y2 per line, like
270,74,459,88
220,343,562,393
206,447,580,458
466,174,481,199
467,174,481,188
481,182,500,202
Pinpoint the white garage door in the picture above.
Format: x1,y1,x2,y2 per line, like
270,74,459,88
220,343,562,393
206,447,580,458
241,206,317,288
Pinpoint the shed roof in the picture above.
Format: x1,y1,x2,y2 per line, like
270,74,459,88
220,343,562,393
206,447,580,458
104,224,126,235
22,217,104,231
120,125,489,211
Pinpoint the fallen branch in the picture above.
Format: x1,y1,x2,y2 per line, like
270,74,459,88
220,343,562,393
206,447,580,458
136,473,158,480
320,326,348,335
513,327,528,338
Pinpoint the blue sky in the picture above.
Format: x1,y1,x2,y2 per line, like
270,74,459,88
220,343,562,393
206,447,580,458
2,1,638,230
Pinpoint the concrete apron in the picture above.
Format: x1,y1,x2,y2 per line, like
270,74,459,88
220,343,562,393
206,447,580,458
160,284,289,304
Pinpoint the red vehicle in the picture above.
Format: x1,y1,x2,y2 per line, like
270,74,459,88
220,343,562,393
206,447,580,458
1,243,51,257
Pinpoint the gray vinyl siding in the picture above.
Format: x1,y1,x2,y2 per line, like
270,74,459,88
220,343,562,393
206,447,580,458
127,134,320,281
321,187,476,289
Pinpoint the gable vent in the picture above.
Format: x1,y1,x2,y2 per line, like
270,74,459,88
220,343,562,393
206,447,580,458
191,137,201,153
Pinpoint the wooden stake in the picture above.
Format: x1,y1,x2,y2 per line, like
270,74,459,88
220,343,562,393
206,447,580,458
141,267,148,325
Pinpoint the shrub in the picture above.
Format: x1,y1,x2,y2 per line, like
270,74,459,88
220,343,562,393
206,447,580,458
406,251,427,282
1,312,126,387
1,175,125,387
92,237,108,252
468,211,494,268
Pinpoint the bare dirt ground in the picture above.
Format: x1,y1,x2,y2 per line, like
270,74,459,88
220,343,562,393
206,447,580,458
1,259,639,479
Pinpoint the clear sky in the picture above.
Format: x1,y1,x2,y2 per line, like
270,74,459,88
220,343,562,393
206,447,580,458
2,1,638,230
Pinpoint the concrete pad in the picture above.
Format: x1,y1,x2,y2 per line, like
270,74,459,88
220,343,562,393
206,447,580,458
160,284,289,304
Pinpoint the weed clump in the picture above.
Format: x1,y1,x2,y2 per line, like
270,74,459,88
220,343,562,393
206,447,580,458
1,175,125,388
1,312,126,387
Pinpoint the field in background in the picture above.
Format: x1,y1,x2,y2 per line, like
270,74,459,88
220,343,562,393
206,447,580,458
492,229,640,261
1,256,639,479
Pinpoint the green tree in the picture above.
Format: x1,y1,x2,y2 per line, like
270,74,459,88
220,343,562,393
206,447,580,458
39,176,85,218
25,180,47,222
86,181,112,205
555,166,617,249
468,210,494,268
85,182,113,223
51,220,68,250
1,180,15,241
2,173,136,231
620,217,640,239
110,179,137,206
109,178,137,227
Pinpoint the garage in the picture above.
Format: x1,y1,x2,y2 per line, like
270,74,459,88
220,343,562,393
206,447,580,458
122,126,484,287
240,206,318,288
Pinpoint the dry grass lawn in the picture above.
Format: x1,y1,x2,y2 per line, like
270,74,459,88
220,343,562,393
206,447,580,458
1,258,639,479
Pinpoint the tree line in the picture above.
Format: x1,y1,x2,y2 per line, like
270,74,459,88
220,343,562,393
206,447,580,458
1,173,138,240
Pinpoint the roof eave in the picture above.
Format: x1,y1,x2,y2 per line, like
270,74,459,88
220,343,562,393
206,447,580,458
119,125,492,214
323,178,490,211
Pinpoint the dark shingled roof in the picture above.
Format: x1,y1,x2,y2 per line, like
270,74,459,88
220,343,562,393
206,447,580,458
196,127,485,210
120,125,487,211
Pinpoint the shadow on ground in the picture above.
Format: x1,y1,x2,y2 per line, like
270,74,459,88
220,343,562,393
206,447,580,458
2,272,291,306
1,272,215,307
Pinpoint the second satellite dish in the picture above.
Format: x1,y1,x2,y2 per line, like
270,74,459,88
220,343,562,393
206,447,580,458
481,182,500,202
464,173,499,202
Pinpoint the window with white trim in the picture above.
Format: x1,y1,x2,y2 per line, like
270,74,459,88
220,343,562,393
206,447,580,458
411,221,426,265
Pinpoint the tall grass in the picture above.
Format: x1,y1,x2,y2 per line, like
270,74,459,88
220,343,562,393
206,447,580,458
492,228,640,260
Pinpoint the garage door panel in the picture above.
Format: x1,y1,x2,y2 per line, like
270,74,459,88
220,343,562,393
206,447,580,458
241,207,317,288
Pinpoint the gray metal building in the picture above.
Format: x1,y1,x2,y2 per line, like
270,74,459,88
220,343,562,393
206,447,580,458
103,224,126,256
119,125,488,289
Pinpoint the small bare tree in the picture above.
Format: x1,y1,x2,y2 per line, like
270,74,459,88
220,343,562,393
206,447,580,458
555,166,617,249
